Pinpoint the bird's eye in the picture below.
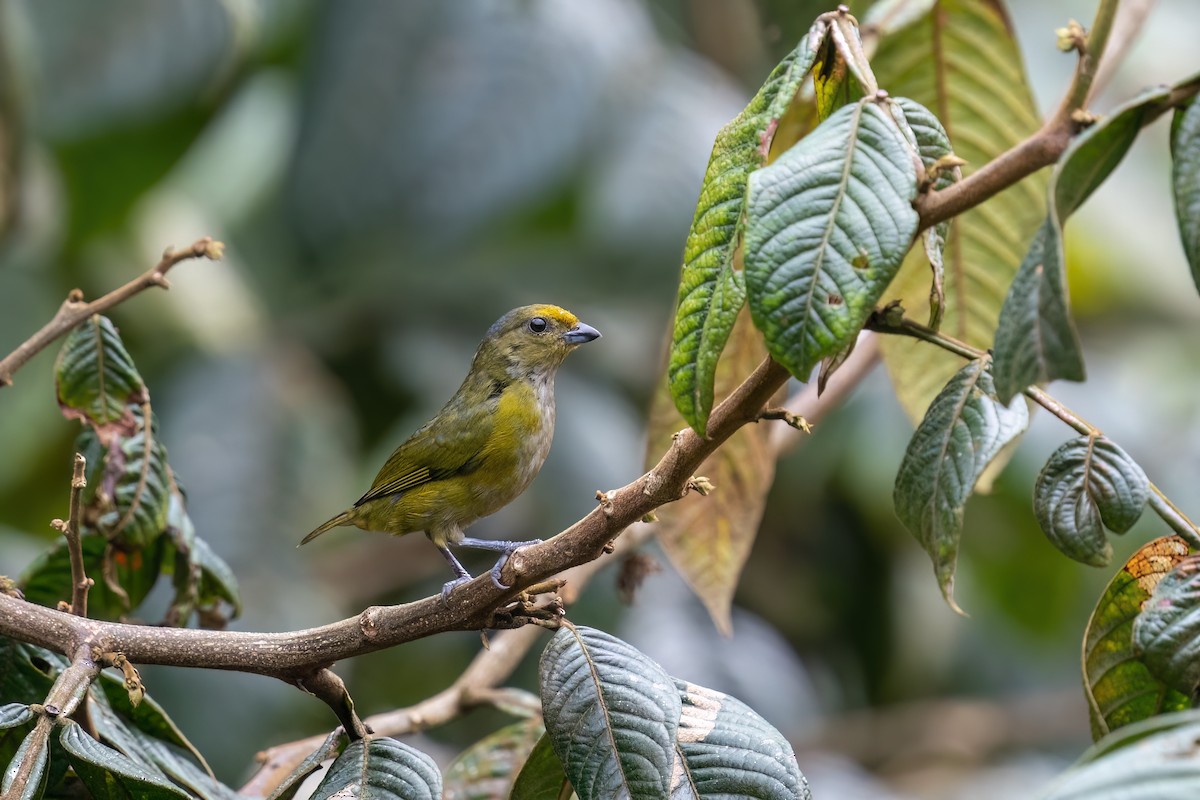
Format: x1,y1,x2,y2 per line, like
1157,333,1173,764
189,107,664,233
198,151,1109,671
528,317,548,333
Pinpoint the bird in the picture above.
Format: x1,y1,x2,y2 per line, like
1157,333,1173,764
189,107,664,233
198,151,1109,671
300,304,601,599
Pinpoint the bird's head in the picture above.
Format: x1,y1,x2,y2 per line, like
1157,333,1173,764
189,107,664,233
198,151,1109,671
474,304,601,380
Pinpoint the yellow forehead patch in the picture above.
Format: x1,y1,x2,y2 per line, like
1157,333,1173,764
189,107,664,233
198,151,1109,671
526,304,579,328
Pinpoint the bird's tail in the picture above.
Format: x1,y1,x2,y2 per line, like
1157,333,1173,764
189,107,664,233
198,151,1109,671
299,510,352,546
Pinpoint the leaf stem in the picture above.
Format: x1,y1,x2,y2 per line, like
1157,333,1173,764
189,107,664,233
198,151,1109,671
0,238,223,388
868,313,1200,547
50,454,92,618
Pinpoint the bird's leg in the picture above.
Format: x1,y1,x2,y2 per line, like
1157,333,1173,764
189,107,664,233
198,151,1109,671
434,542,474,603
456,536,543,590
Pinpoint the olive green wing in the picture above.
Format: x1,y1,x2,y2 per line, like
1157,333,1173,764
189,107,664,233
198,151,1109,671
353,396,495,507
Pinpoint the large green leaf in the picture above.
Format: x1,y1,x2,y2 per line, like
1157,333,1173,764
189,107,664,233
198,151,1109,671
669,23,824,435
310,737,441,800
1037,713,1200,799
539,626,680,799
1133,555,1200,698
873,0,1046,421
510,733,573,800
993,84,1191,403
55,315,146,431
1172,98,1200,292
80,407,172,550
95,670,211,777
1033,435,1149,567
2,725,50,800
444,719,545,800
744,96,919,380
1083,537,1192,741
59,720,189,800
893,358,1028,610
670,681,810,799
20,533,164,620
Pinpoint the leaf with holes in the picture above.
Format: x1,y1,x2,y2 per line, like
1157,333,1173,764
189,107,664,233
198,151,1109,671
873,0,1046,421
745,97,919,380
60,720,188,800
670,680,810,799
1083,536,1192,740
1173,97,1200,293
1133,556,1200,699
539,626,679,799
310,737,441,800
650,309,782,635
55,315,146,431
669,23,825,435
1033,435,1149,567
893,358,1028,611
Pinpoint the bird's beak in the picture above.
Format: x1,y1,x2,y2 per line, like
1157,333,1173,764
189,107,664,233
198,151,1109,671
564,321,601,345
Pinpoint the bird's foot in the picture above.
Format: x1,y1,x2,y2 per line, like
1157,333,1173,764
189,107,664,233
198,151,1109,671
488,539,543,589
440,575,473,606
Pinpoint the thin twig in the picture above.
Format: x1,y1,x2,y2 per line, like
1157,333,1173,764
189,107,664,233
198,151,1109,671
50,454,91,617
0,237,223,388
295,669,369,740
867,313,1200,548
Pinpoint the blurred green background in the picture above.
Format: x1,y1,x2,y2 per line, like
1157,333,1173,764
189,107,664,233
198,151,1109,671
0,1,1197,797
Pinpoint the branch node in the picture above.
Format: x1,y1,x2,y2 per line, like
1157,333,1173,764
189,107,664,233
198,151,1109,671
685,476,715,497
1056,19,1087,53
67,288,85,303
359,606,383,641
759,407,814,434
595,489,616,514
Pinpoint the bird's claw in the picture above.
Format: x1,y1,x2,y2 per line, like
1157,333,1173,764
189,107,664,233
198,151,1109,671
440,576,472,606
489,539,543,589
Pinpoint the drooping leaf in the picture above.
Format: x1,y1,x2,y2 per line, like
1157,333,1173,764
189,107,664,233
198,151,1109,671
744,96,920,380
539,626,680,799
669,23,825,435
85,408,172,549
992,83,1192,403
55,315,146,431
670,680,810,799
1033,435,1150,567
2,725,50,800
310,737,441,800
264,729,345,800
95,670,210,775
510,733,573,800
1172,97,1200,292
193,536,242,622
59,720,189,800
811,9,876,122
1083,536,1192,740
649,309,782,634
893,358,1029,611
443,719,544,800
874,0,1046,421
1036,713,1200,799
1133,556,1200,698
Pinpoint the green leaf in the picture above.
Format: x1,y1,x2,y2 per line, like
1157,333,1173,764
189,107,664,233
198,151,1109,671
992,84,1190,403
990,218,1084,404
2,724,50,800
264,729,345,800
669,24,825,435
1076,708,1200,765
95,670,211,777
0,706,32,730
444,719,544,800
59,720,189,800
1036,714,1200,799
1172,98,1200,292
874,0,1046,421
671,680,810,799
85,407,172,549
1033,435,1149,567
20,533,164,620
539,626,680,799
744,97,919,380
311,737,441,800
1083,536,1192,741
1133,555,1200,697
0,638,61,706
55,315,146,430
893,358,1029,611
510,733,573,800
193,536,242,622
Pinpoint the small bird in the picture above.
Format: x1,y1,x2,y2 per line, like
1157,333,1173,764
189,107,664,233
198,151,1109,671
301,304,600,598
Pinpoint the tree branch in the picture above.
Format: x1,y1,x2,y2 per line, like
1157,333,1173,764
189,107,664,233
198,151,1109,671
0,237,223,388
49,454,91,617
